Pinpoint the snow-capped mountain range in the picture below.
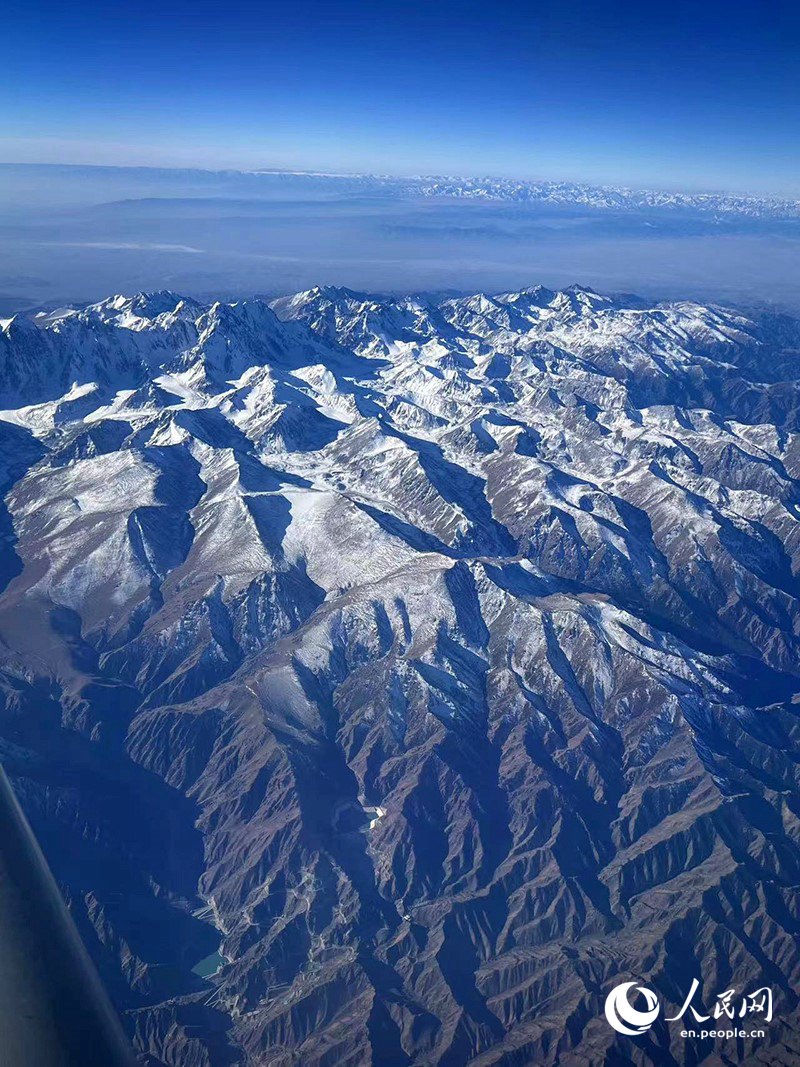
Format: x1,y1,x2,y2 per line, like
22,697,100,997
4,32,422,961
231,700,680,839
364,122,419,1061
1,284,799,1065
255,169,800,219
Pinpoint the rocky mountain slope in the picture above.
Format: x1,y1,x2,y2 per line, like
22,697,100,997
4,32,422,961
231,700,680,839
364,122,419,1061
0,284,799,1065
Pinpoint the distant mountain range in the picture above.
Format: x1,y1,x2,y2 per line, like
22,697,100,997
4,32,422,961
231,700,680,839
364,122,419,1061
252,170,800,219
5,162,800,221
1,284,799,1065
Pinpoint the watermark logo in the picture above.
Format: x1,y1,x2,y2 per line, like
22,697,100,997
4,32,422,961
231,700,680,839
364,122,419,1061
603,979,773,1040
604,982,660,1035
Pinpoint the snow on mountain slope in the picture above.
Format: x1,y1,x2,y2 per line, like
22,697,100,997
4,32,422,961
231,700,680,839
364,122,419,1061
1,286,800,1066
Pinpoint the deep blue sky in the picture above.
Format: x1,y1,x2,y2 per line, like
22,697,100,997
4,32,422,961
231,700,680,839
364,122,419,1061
2,0,799,195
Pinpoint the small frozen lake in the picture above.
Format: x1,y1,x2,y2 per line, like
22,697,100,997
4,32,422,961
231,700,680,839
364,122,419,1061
192,948,225,979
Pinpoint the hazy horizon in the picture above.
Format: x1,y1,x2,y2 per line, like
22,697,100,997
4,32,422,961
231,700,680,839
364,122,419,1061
2,159,799,201
1,162,799,316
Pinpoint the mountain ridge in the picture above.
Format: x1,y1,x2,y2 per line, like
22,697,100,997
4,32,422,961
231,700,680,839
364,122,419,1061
0,283,799,1065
